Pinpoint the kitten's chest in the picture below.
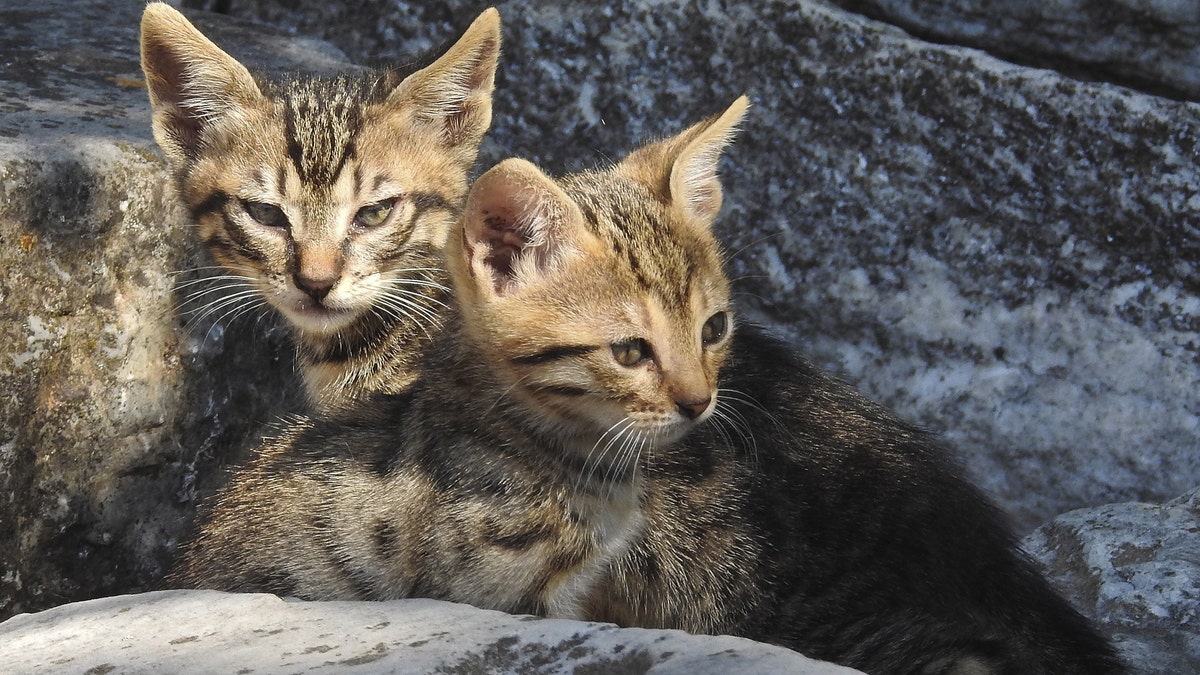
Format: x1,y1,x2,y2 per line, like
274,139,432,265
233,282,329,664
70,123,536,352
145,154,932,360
538,485,645,618
361,469,644,619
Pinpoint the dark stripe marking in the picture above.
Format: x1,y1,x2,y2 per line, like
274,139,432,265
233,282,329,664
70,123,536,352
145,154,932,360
511,345,598,365
189,191,229,221
528,384,590,397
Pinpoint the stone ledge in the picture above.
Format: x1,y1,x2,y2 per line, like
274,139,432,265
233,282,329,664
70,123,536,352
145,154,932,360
0,591,863,675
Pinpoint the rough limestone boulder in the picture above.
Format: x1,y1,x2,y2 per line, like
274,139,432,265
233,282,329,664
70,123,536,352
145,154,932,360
1,0,1197,671
0,0,343,619
0,592,862,674
1024,486,1200,674
826,0,1200,101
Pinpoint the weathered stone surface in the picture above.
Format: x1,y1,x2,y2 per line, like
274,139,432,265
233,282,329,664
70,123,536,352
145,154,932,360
1,0,1197,671
206,0,1200,532
828,0,1200,101
1024,487,1200,674
0,591,863,675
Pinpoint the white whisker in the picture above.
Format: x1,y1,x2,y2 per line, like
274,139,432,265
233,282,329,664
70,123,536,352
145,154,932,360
482,372,536,419
574,417,635,497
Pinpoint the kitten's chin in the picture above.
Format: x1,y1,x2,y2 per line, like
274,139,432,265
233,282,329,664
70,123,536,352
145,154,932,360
280,301,361,334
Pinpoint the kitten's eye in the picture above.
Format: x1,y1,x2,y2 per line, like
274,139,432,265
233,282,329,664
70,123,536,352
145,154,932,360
354,199,396,229
612,338,652,367
242,200,288,228
701,311,729,346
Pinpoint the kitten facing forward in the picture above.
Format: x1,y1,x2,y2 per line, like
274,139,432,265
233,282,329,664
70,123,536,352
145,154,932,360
140,3,500,410
167,101,745,618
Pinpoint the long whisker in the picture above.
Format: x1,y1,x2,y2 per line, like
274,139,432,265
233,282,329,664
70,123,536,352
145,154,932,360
377,289,444,326
711,403,758,469
574,417,635,497
378,283,451,315
377,276,452,293
606,429,644,502
603,424,640,494
374,296,437,340
184,289,264,331
720,387,786,435
725,230,783,263
482,372,536,419
175,274,257,291
168,265,257,278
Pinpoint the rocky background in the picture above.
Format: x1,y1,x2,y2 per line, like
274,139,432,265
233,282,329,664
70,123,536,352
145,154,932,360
0,0,1196,672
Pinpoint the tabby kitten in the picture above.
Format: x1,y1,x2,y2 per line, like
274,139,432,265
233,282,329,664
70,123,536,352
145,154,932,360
166,100,748,619
592,328,1127,673
140,3,500,410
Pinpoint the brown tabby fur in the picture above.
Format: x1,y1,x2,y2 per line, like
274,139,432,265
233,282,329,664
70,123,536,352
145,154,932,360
166,101,747,619
140,2,500,411
169,91,1124,672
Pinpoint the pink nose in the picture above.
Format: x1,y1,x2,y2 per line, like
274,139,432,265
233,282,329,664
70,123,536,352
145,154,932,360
675,396,712,420
294,272,337,302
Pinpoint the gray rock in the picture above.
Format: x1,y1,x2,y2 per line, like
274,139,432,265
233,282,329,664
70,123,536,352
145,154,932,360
0,591,863,675
1,2,1197,672
0,0,339,618
826,0,1200,101
1024,486,1200,673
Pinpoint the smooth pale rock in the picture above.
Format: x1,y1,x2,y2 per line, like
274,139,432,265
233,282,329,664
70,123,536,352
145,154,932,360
827,0,1200,101
0,591,863,675
1023,486,1200,674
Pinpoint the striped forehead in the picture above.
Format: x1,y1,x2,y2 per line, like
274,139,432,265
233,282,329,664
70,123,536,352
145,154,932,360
567,175,699,309
271,74,378,187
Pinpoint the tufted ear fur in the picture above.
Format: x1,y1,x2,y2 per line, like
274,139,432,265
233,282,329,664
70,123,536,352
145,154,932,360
454,158,597,299
385,8,501,153
620,95,749,222
140,2,267,167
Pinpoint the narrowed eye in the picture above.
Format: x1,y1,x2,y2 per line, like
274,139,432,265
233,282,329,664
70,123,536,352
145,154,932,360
354,199,397,229
611,338,652,367
242,200,288,228
701,311,729,346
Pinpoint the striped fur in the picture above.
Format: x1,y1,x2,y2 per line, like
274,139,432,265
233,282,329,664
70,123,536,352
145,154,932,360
141,3,500,410
167,102,746,620
165,89,1123,673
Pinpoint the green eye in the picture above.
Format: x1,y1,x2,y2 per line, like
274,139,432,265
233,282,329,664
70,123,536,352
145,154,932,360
701,311,729,345
354,200,396,229
612,338,651,367
242,200,288,228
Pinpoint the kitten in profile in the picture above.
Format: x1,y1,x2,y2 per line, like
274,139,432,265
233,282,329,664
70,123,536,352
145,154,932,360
140,2,501,411
169,87,1125,674
166,100,746,619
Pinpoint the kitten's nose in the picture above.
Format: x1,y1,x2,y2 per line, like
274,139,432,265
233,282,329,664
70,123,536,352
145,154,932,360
294,273,336,302
675,396,712,420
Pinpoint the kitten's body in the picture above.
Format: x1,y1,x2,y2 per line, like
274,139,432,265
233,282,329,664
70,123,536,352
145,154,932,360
168,103,746,617
593,326,1125,674
162,67,1124,672
169,320,643,617
140,3,500,410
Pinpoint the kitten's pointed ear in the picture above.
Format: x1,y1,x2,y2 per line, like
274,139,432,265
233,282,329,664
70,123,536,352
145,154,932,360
622,95,750,223
388,8,501,154
140,2,266,166
456,159,595,298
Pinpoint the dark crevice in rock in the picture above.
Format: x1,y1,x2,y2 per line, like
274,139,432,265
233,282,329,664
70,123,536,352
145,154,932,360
832,0,1199,103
